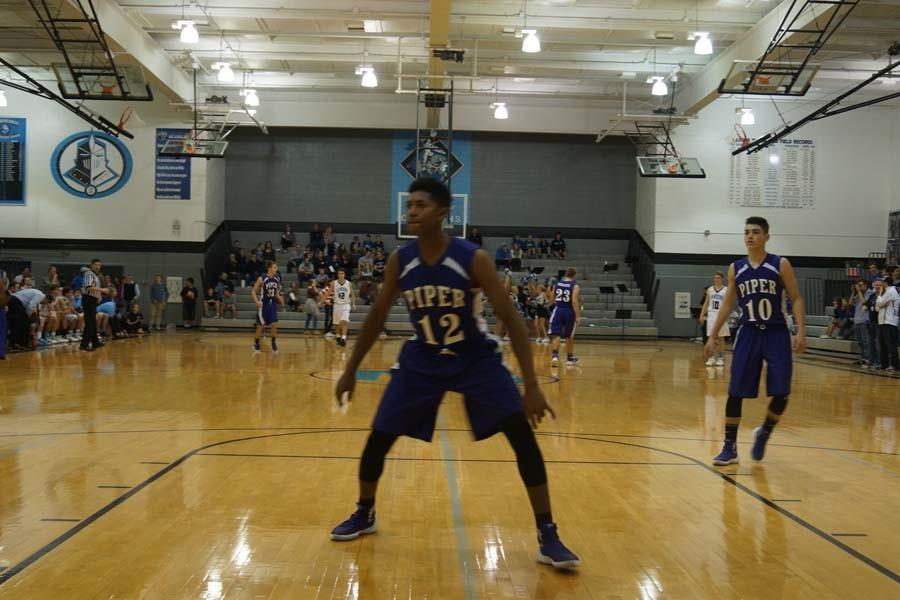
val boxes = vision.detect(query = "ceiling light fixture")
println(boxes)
[172,20,199,44]
[241,88,259,107]
[694,32,712,55]
[738,107,755,125]
[213,62,234,83]
[650,76,668,96]
[769,154,780,165]
[356,66,377,87]
[521,0,541,53]
[0,91,7,107]
[491,102,508,119]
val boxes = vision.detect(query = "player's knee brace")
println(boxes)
[725,396,743,419]
[359,429,398,482]
[768,395,788,416]
[500,413,548,487]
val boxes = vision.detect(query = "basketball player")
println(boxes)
[699,271,729,367]
[331,178,579,569]
[704,217,806,466]
[332,268,356,347]
[549,269,580,366]
[252,260,283,354]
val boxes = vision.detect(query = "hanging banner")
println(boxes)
[155,128,191,200]
[0,118,26,205]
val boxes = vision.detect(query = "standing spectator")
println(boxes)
[538,236,550,258]
[281,224,296,253]
[362,234,375,253]
[304,280,321,332]
[7,286,45,349]
[0,270,9,358]
[41,265,61,292]
[551,232,567,260]
[866,281,881,368]
[321,280,334,337]
[875,277,899,371]
[324,227,338,257]
[181,278,198,329]
[221,289,237,319]
[80,260,105,351]
[121,275,140,306]
[310,223,324,254]
[226,253,241,280]
[865,262,880,283]
[149,274,169,331]
[236,248,248,275]
[851,280,874,366]
[466,226,483,247]
[124,303,147,334]
[262,241,277,263]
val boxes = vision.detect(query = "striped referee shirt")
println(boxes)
[82,270,102,300]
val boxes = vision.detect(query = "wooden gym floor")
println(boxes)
[0,333,897,599]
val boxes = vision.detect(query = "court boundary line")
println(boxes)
[1,427,896,588]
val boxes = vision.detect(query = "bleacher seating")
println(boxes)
[200,254,659,339]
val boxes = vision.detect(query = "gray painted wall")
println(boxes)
[2,248,204,324]
[224,130,635,228]
[652,263,834,337]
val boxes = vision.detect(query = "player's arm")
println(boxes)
[572,284,581,325]
[780,258,806,354]
[250,277,263,307]
[471,249,554,427]
[337,252,402,401]
[704,265,737,358]
[350,282,357,310]
[699,289,709,324]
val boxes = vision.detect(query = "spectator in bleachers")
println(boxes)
[310,224,324,253]
[13,267,31,286]
[221,289,237,319]
[252,243,264,260]
[181,278,198,329]
[0,271,9,358]
[124,303,147,334]
[875,277,899,371]
[244,254,264,285]
[374,235,385,254]
[122,275,140,307]
[524,235,537,259]
[495,243,510,269]
[851,279,874,366]
[316,267,330,289]
[296,254,314,285]
[149,274,168,331]
[262,241,277,263]
[538,236,550,259]
[373,249,386,282]
[236,248,248,275]
[203,287,219,319]
[551,232,567,260]
[41,266,60,292]
[324,229,338,258]
[214,272,234,299]
[349,236,362,258]
[466,226,483,247]
[304,279,321,332]
[281,224,295,253]
[511,234,522,251]
[70,268,84,293]
[59,288,83,341]
[226,253,240,280]
[362,234,374,253]
[97,292,122,338]
[37,291,59,345]
[865,262,879,282]
[509,243,524,272]
[287,282,302,312]
[822,297,847,339]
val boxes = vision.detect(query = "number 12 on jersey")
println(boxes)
[418,314,465,346]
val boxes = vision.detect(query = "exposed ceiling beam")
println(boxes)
[79,0,193,101]
[426,0,450,129]
[674,0,839,115]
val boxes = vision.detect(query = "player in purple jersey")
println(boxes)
[704,217,806,466]
[549,268,581,366]
[330,178,579,569]
[251,260,283,354]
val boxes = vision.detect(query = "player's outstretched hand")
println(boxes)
[703,337,715,360]
[792,335,807,355]
[335,370,356,406]
[523,386,555,429]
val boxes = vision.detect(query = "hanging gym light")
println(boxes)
[0,91,7,107]
[356,66,378,88]
[242,88,260,107]
[521,0,541,53]
[213,62,234,83]
[737,107,755,125]
[693,32,712,55]
[491,102,508,119]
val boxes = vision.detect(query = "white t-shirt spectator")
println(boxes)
[13,288,46,314]
[876,286,899,326]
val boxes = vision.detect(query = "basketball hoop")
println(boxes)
[101,84,115,95]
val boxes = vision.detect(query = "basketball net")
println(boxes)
[733,124,749,149]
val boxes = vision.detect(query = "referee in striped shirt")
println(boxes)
[80,259,107,351]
